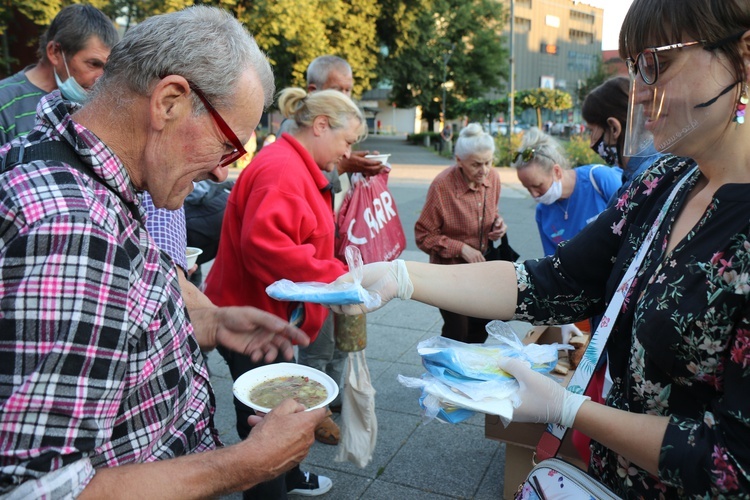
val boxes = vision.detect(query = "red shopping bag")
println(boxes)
[336,171,406,264]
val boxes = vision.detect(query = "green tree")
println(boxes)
[0,0,63,75]
[237,0,380,98]
[382,0,508,124]
[0,0,194,76]
[515,88,573,128]
[458,97,507,124]
[575,55,614,105]
[565,134,603,167]
[2,0,380,99]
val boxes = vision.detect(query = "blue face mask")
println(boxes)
[54,52,88,104]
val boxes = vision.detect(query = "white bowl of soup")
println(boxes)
[233,363,339,413]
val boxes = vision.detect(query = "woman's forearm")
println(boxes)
[574,401,668,475]
[406,260,518,319]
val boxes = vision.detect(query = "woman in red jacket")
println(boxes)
[204,87,366,499]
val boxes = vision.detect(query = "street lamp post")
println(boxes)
[441,42,456,129]
[508,0,515,144]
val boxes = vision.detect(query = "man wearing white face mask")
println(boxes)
[0,4,117,145]
[514,127,622,257]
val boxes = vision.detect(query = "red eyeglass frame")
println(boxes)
[188,82,247,167]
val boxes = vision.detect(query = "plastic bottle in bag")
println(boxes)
[334,312,366,352]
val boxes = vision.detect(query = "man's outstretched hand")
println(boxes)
[193,306,310,363]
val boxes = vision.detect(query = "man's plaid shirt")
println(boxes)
[0,92,219,498]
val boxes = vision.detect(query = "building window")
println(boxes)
[567,51,596,72]
[570,10,595,24]
[541,43,559,55]
[569,29,594,44]
[546,15,560,28]
[516,0,532,8]
[514,17,531,32]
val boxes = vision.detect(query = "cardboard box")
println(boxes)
[484,325,587,499]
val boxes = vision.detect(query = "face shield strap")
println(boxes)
[694,81,740,109]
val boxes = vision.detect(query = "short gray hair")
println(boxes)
[93,6,274,110]
[306,55,351,88]
[454,123,495,159]
[513,127,569,172]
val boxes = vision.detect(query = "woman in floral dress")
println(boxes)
[332,0,750,496]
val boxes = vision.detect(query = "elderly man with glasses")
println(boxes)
[0,6,326,499]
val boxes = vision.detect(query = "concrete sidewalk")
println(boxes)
[211,134,542,499]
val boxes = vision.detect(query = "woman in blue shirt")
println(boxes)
[514,127,622,256]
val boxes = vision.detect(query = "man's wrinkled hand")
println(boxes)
[243,400,326,482]
[208,307,310,363]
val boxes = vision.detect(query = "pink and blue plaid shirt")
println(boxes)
[0,92,219,498]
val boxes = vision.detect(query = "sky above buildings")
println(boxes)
[586,0,634,50]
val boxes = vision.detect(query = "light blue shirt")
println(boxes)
[536,164,622,256]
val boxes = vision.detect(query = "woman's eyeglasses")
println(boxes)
[628,31,748,86]
[626,40,706,86]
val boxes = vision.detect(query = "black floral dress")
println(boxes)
[514,155,750,498]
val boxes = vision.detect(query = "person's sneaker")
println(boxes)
[287,471,332,496]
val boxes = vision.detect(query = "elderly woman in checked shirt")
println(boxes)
[415,123,507,343]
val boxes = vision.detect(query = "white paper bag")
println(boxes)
[334,350,377,468]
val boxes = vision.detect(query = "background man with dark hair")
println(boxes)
[0,4,118,144]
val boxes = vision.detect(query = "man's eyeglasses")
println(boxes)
[626,40,705,86]
[514,147,551,164]
[188,82,246,168]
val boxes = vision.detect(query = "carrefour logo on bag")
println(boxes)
[346,190,397,244]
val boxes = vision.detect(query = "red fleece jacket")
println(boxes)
[204,134,347,341]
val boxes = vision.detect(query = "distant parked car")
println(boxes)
[550,122,567,135]
[483,122,525,136]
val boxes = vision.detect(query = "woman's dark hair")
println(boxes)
[582,77,629,158]
[620,0,750,87]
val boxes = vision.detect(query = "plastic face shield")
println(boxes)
[623,41,738,157]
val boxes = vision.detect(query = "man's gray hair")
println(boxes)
[93,6,274,110]
[306,55,351,88]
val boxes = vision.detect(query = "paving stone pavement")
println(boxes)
[211,135,542,499]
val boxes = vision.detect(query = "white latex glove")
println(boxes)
[499,357,589,428]
[559,323,585,344]
[330,259,413,315]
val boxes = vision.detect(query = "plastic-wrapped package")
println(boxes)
[419,320,560,384]
[266,246,380,308]
[398,320,570,424]
[398,373,517,423]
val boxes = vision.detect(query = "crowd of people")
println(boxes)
[332,0,750,497]
[1,0,749,498]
